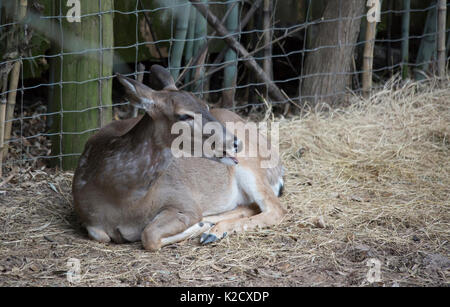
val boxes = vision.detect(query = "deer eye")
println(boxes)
[177,114,193,121]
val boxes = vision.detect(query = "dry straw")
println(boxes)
[0,77,448,286]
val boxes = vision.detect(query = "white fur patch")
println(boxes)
[234,166,265,211]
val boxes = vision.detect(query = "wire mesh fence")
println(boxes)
[0,0,448,170]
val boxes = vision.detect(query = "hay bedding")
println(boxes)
[0,79,448,286]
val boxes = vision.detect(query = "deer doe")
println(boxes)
[72,65,286,251]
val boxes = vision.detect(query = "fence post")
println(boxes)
[50,0,114,170]
[0,77,7,177]
[1,0,28,172]
[362,1,379,99]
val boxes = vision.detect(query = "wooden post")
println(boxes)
[0,77,8,177]
[51,0,114,170]
[2,0,28,163]
[362,1,379,98]
[437,0,447,78]
[401,0,411,79]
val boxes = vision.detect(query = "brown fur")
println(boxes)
[72,66,285,251]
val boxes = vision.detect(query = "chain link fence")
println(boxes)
[0,0,448,170]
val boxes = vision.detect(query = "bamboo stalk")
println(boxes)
[192,0,208,93]
[362,2,378,99]
[222,0,239,108]
[0,77,8,177]
[212,0,263,71]
[189,0,285,102]
[50,0,114,170]
[401,0,410,79]
[178,0,238,93]
[178,0,241,85]
[437,0,447,78]
[183,5,197,89]
[2,0,27,162]
[181,23,306,91]
[169,1,191,81]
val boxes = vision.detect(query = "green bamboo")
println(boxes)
[50,0,114,170]
[401,0,411,79]
[222,0,239,108]
[183,5,197,88]
[169,0,191,81]
[192,0,208,92]
[415,0,438,80]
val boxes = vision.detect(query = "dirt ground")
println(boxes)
[0,79,448,286]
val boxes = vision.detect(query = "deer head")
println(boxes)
[116,65,240,165]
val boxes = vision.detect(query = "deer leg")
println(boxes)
[201,187,286,245]
[141,208,201,251]
[201,204,260,224]
[160,221,214,246]
[160,205,260,245]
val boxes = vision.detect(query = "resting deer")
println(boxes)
[72,65,285,251]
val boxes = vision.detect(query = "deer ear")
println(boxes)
[150,65,178,90]
[116,73,155,110]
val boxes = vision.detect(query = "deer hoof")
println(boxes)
[200,231,227,245]
[200,233,218,244]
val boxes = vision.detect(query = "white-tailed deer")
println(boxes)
[73,65,285,251]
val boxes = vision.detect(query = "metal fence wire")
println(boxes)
[0,0,449,170]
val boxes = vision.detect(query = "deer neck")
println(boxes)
[120,113,174,193]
